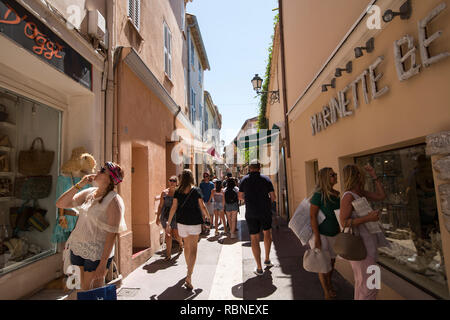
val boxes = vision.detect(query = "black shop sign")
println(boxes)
[0,0,92,90]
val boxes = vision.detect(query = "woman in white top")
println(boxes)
[56,162,126,292]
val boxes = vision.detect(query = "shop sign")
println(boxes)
[0,0,92,90]
[311,3,449,136]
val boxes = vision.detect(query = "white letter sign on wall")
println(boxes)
[418,3,450,67]
[310,3,449,136]
[369,56,390,100]
[394,35,421,81]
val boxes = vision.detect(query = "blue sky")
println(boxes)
[186,0,279,147]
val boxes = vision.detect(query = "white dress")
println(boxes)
[68,188,127,261]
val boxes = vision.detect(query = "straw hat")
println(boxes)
[61,147,97,175]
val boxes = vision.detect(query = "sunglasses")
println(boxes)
[169,179,177,182]
[99,167,106,174]
[330,173,337,178]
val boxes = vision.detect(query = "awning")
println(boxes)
[234,128,280,149]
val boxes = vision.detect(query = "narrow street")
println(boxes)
[116,206,354,300]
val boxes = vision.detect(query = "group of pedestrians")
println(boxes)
[152,161,276,289]
[56,158,386,300]
[309,164,386,300]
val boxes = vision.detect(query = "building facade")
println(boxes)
[203,90,223,178]
[186,13,210,184]
[113,0,198,277]
[274,0,450,299]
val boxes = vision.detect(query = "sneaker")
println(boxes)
[254,268,264,276]
[264,260,274,268]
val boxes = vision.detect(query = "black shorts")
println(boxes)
[246,214,272,235]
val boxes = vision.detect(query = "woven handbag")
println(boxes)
[303,248,332,273]
[14,176,52,200]
[18,137,55,176]
[333,219,367,261]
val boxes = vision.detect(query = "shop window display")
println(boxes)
[0,89,60,275]
[355,144,448,299]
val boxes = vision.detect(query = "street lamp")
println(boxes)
[251,74,280,104]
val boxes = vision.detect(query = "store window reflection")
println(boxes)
[355,144,448,299]
[0,89,60,275]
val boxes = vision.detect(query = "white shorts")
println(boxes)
[177,223,202,238]
[309,234,337,259]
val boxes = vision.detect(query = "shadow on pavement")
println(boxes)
[150,278,203,300]
[231,270,277,300]
[143,252,183,274]
[271,218,354,300]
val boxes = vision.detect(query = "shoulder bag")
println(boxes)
[333,219,367,261]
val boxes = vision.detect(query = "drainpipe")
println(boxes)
[112,46,123,164]
[278,0,291,159]
[105,0,115,163]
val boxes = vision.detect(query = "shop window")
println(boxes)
[355,144,448,299]
[0,89,60,275]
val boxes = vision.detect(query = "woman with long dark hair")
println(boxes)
[166,169,210,290]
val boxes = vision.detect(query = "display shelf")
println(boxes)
[0,172,13,176]
[0,146,13,152]
[0,197,13,202]
[0,122,16,129]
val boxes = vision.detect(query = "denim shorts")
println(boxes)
[70,251,113,272]
[225,202,239,212]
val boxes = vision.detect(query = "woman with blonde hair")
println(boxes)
[166,169,210,290]
[156,175,183,260]
[56,162,126,295]
[340,164,386,300]
[309,167,340,299]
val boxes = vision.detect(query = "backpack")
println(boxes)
[225,188,238,204]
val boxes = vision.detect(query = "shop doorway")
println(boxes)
[131,144,150,256]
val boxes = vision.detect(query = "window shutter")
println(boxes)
[135,0,140,31]
[128,0,134,18]
[168,31,172,77]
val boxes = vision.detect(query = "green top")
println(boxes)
[310,191,340,237]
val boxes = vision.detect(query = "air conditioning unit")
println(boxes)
[88,9,106,42]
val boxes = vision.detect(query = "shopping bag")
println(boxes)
[77,283,117,300]
[288,198,326,246]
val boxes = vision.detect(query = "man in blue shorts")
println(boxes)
[239,160,276,276]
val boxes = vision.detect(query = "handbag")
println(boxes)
[303,248,332,273]
[28,211,49,232]
[63,241,71,275]
[333,219,367,261]
[14,176,52,200]
[77,281,117,300]
[10,202,47,232]
[18,137,55,176]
